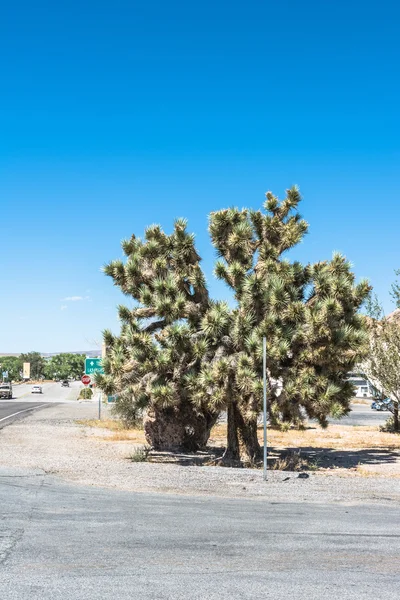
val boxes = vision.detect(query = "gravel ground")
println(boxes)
[0,403,399,505]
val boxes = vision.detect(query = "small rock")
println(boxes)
[282,476,291,482]
[242,486,246,490]
[297,472,309,479]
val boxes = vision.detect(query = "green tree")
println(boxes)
[364,288,400,432]
[19,352,45,380]
[0,356,23,381]
[44,353,85,380]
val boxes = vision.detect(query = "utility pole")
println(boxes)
[263,337,268,481]
[98,344,107,420]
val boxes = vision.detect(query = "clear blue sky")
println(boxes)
[1,0,399,353]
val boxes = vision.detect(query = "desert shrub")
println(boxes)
[129,445,151,462]
[79,388,93,400]
[271,449,319,471]
[380,416,400,434]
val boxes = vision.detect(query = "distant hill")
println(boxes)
[41,350,101,358]
[0,350,101,358]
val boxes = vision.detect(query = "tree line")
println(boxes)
[0,352,85,381]
[96,187,372,462]
[364,278,400,432]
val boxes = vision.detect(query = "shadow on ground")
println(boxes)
[147,446,400,471]
[270,446,400,470]
[149,447,225,467]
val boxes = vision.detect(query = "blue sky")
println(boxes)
[1,0,399,352]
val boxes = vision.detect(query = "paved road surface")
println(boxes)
[0,401,49,426]
[0,470,398,599]
[10,380,81,402]
[5,387,384,427]
[0,381,82,426]
[328,403,388,427]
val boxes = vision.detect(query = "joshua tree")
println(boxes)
[97,220,218,450]
[201,187,370,461]
[99,187,370,462]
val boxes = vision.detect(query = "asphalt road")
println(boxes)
[0,381,82,426]
[0,401,48,426]
[328,403,388,427]
[0,470,398,599]
[10,381,79,402]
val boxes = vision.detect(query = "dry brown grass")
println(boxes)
[77,417,400,474]
[107,430,146,442]
[210,422,400,474]
[77,418,125,431]
[209,423,400,451]
[79,418,400,451]
[267,425,400,451]
[76,419,146,443]
[355,466,382,477]
[350,398,371,406]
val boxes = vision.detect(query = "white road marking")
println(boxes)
[0,404,47,423]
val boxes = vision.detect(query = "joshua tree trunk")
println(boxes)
[236,410,261,463]
[144,404,218,452]
[393,401,399,433]
[222,402,240,461]
[221,403,261,463]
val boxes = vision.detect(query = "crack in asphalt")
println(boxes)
[0,528,25,565]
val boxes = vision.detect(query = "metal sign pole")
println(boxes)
[263,337,267,481]
[99,345,106,421]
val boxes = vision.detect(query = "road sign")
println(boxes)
[81,375,91,386]
[85,358,104,375]
[2,371,8,378]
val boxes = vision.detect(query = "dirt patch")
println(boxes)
[351,398,373,405]
[211,422,400,450]
[0,403,400,503]
[81,418,400,476]
[77,419,146,442]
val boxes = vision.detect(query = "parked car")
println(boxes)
[382,399,394,412]
[31,385,43,394]
[372,398,392,411]
[0,383,12,399]
[61,380,69,387]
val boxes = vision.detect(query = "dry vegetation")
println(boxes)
[78,419,400,451]
[209,422,400,450]
[77,418,400,475]
[77,419,147,443]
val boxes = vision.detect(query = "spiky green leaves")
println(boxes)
[99,186,371,441]
[206,187,370,430]
[98,219,214,420]
[201,302,231,339]
[103,260,126,288]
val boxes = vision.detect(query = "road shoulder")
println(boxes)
[0,402,399,505]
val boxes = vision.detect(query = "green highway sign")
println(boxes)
[85,358,104,375]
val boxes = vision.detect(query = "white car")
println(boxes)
[31,385,43,394]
